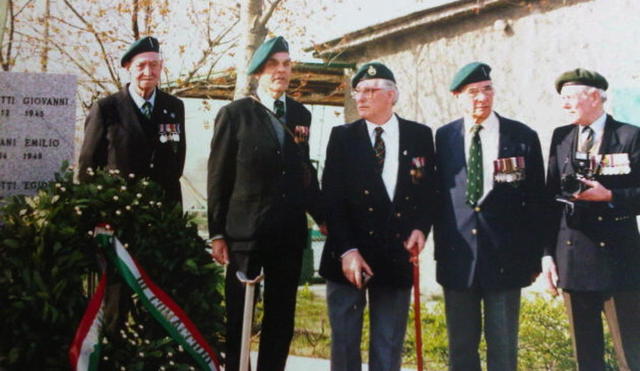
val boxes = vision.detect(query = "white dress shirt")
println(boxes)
[464,112,499,203]
[366,114,400,200]
[128,84,157,112]
[257,89,286,118]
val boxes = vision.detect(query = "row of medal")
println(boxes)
[576,152,631,175]
[493,156,526,183]
[158,124,181,143]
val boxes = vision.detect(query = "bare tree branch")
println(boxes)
[61,0,120,88]
[131,0,139,40]
[258,0,284,28]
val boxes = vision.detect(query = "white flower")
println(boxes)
[149,201,155,206]
[114,169,120,174]
[167,352,173,357]
[102,356,109,361]
[76,210,82,216]
[156,202,162,207]
[138,352,144,357]
[55,183,61,188]
[115,210,122,215]
[59,187,66,192]
[97,185,103,190]
[87,230,94,236]
[126,205,131,211]
[120,186,127,191]
[142,181,149,186]
[128,173,135,178]
[124,243,129,248]
[86,167,93,173]
[136,193,142,198]
[113,195,119,201]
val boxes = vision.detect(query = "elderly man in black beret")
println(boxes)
[207,36,324,371]
[434,62,546,371]
[79,36,185,205]
[543,68,640,370]
[320,61,437,371]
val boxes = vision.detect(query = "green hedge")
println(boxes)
[0,165,225,370]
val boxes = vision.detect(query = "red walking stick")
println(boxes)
[411,246,424,371]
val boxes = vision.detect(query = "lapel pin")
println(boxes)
[403,150,408,156]
[163,109,167,114]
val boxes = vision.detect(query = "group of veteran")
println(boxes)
[78,35,640,371]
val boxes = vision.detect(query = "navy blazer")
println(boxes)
[207,96,323,251]
[319,117,437,288]
[545,115,640,291]
[79,86,186,204]
[434,113,546,290]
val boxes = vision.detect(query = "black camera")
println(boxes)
[559,155,596,198]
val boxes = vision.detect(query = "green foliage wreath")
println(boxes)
[0,165,225,370]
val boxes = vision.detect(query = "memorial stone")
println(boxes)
[0,72,76,198]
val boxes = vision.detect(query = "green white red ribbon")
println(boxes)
[69,229,220,370]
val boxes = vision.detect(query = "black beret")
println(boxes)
[247,36,289,75]
[121,36,160,67]
[555,68,609,93]
[351,62,396,88]
[450,62,491,92]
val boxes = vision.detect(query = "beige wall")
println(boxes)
[342,0,640,155]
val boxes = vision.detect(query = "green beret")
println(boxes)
[450,62,492,92]
[351,62,396,88]
[555,68,608,93]
[247,36,289,75]
[121,36,160,67]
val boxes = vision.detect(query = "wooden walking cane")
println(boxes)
[237,271,264,371]
[411,246,424,371]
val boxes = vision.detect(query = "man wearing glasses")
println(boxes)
[434,62,546,370]
[320,62,437,371]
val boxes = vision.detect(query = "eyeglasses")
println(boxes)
[350,88,385,99]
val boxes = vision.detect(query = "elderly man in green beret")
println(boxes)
[207,36,324,371]
[434,62,546,371]
[79,36,185,205]
[543,68,640,370]
[320,61,437,371]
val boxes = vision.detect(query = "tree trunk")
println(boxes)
[0,0,8,49]
[233,0,267,99]
[40,0,50,72]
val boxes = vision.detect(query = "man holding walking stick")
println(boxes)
[207,36,324,371]
[320,62,437,371]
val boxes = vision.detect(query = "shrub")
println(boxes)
[0,165,225,370]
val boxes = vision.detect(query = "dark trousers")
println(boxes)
[563,290,640,371]
[444,287,521,371]
[224,238,303,371]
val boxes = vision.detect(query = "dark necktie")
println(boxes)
[274,100,285,120]
[374,127,385,173]
[466,124,483,206]
[141,101,152,119]
[580,126,594,154]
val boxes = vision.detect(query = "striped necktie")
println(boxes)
[374,127,385,173]
[274,100,285,120]
[141,101,152,119]
[580,126,594,154]
[466,124,483,206]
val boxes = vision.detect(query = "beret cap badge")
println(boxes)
[367,65,377,76]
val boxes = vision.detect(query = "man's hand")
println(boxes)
[211,239,229,265]
[542,256,559,296]
[404,229,426,264]
[574,179,613,202]
[341,250,373,289]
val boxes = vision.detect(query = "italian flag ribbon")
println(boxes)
[69,226,221,370]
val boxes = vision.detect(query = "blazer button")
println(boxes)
[405,196,410,201]
[600,241,606,247]
[282,170,286,175]
[368,207,374,212]
[396,212,402,218]
[282,193,286,198]
[276,150,281,155]
[474,206,481,212]
[471,228,477,235]
[369,230,374,236]
[597,216,603,221]
[364,189,370,195]
[150,163,155,169]
[565,240,572,246]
